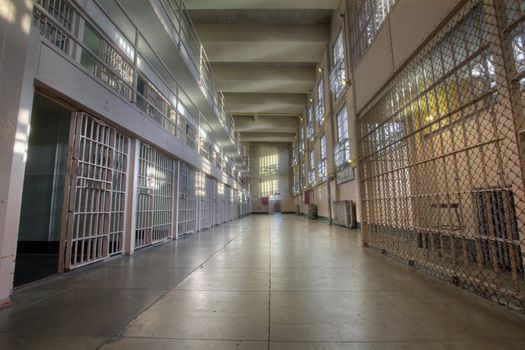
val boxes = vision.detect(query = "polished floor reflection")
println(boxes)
[1,215,524,349]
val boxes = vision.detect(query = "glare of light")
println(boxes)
[21,12,31,34]
[13,108,30,161]
[0,0,15,24]
[116,33,135,60]
[177,101,186,116]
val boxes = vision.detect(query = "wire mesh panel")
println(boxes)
[178,162,197,236]
[357,0,525,309]
[109,133,128,255]
[135,142,174,248]
[62,113,115,270]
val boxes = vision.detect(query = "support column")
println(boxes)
[124,139,139,255]
[0,0,37,303]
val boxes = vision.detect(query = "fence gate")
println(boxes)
[135,142,173,249]
[61,112,128,271]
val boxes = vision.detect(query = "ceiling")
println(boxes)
[186,0,336,143]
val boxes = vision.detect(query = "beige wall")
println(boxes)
[249,142,292,197]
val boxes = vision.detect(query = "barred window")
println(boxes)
[318,134,327,179]
[337,107,349,143]
[307,105,314,140]
[335,107,351,168]
[299,126,305,153]
[309,150,316,185]
[331,31,347,97]
[315,79,325,124]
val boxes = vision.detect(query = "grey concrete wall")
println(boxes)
[0,0,37,303]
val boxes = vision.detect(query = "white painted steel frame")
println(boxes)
[135,142,174,249]
[61,112,129,271]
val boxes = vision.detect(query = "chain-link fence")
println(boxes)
[357,0,525,310]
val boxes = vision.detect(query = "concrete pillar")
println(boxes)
[0,0,36,304]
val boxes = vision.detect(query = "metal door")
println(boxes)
[151,150,173,243]
[135,143,154,248]
[61,113,115,271]
[199,174,213,230]
[215,183,224,225]
[109,133,129,255]
[135,142,174,248]
[178,162,197,236]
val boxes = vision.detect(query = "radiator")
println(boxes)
[333,200,357,228]
[308,204,318,220]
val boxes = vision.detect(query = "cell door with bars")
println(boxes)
[61,112,128,271]
[215,183,224,225]
[199,174,213,230]
[135,142,174,249]
[178,162,197,236]
[109,133,129,255]
[224,186,231,222]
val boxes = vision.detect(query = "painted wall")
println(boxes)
[249,141,292,198]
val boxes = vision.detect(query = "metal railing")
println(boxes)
[33,0,247,182]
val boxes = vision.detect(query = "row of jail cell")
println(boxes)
[62,113,244,271]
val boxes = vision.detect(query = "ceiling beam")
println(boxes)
[197,24,329,63]
[213,64,315,93]
[225,93,306,114]
[240,132,296,143]
[234,115,299,133]
[184,0,340,10]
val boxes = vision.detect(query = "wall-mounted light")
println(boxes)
[309,98,313,103]
[342,79,348,86]
[317,67,323,73]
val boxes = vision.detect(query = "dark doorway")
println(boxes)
[14,94,71,287]
[274,200,281,213]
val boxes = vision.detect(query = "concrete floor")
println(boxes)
[0,215,524,349]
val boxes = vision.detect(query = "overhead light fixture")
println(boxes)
[342,79,348,86]
[317,67,323,73]
[309,98,313,103]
